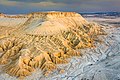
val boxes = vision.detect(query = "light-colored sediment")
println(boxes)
[0,12,106,79]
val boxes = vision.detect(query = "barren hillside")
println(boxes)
[0,12,106,79]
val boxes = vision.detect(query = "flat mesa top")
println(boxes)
[0,11,81,18]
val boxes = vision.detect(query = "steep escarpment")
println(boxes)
[0,12,106,79]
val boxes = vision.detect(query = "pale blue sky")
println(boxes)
[0,0,120,14]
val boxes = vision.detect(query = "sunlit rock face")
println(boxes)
[0,12,106,79]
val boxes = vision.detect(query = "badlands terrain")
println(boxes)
[0,12,120,80]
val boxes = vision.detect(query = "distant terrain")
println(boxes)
[81,12,120,17]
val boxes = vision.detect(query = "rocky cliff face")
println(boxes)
[0,12,106,79]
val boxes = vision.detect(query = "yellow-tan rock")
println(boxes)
[0,11,106,79]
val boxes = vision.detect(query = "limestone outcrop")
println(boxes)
[0,12,106,79]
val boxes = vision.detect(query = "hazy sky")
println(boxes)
[0,0,120,14]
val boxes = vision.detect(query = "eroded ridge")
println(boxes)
[0,12,106,79]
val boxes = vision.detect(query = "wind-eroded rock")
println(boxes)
[0,12,106,79]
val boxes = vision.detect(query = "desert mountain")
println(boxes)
[0,12,106,79]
